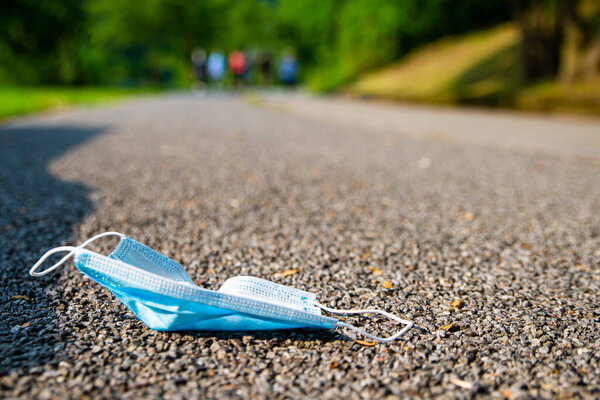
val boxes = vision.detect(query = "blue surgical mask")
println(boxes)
[29,232,413,342]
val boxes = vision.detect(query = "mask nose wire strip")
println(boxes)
[29,232,125,277]
[314,302,413,343]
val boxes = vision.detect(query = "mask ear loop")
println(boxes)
[314,302,413,343]
[29,232,125,277]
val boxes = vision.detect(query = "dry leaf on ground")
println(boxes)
[450,299,463,309]
[281,269,298,277]
[355,340,376,346]
[382,281,393,289]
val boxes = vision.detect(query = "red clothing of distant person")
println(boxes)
[228,51,246,76]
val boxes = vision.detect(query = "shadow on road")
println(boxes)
[0,123,106,375]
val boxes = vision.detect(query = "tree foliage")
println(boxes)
[0,0,511,87]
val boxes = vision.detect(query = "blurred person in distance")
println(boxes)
[278,48,298,86]
[242,49,255,85]
[207,50,226,82]
[228,50,247,88]
[191,47,207,95]
[257,50,272,86]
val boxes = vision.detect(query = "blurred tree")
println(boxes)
[560,0,600,81]
[512,0,600,81]
[337,0,402,76]
[512,0,564,79]
[277,0,341,68]
[85,0,223,85]
[0,0,85,84]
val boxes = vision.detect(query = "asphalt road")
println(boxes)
[1,92,599,399]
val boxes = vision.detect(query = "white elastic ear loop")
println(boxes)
[314,302,413,343]
[29,232,125,277]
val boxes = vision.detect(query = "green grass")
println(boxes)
[0,87,147,121]
[349,24,600,116]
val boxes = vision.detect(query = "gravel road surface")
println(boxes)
[1,93,599,399]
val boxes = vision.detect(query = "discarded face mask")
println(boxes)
[29,232,413,342]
